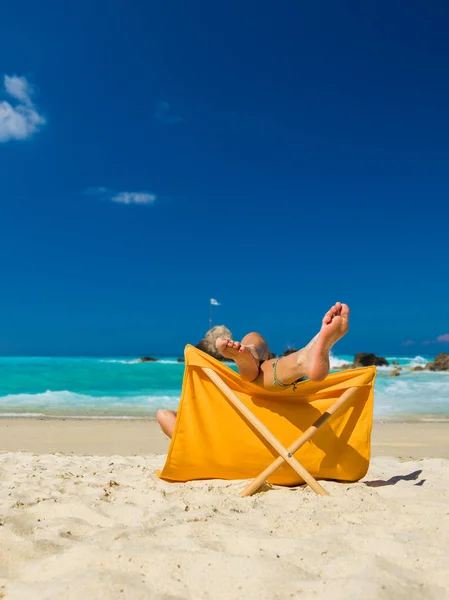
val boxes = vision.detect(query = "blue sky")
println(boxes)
[1,0,448,357]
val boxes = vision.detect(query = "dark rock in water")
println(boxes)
[427,353,449,371]
[177,358,185,363]
[196,325,233,361]
[282,348,297,356]
[140,356,157,362]
[338,363,352,370]
[389,368,401,377]
[411,365,425,372]
[392,360,399,366]
[353,353,389,368]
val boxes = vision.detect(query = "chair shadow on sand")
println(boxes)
[364,469,425,487]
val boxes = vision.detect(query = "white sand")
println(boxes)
[1,453,448,599]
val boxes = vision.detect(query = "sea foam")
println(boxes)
[0,391,180,416]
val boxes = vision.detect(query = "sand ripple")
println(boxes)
[0,453,448,599]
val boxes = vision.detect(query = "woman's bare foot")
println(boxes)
[299,302,350,381]
[215,338,260,381]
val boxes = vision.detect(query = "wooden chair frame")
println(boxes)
[202,367,359,497]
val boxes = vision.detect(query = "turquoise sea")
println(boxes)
[0,354,448,420]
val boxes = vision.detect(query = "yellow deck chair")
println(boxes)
[158,345,376,496]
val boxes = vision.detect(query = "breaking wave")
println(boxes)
[0,391,180,417]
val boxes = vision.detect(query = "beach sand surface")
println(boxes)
[0,418,448,459]
[1,420,448,599]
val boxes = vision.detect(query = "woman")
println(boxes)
[157,302,349,438]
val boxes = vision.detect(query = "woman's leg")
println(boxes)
[156,409,177,438]
[215,332,271,381]
[255,302,349,389]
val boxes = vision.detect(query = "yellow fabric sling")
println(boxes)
[158,345,375,488]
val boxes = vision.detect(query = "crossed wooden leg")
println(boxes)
[201,367,358,497]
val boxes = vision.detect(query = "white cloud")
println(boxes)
[0,74,46,142]
[86,187,156,206]
[111,192,156,205]
[4,75,33,104]
[421,334,449,345]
